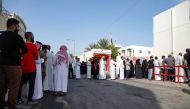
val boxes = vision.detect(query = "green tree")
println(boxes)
[110,43,118,60]
[85,43,99,51]
[97,38,110,49]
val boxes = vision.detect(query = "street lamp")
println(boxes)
[66,39,75,56]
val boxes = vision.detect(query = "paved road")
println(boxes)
[17,79,190,109]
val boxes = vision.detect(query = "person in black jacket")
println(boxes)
[184,48,190,82]
[135,59,143,79]
[129,60,134,78]
[142,59,148,78]
[0,18,27,109]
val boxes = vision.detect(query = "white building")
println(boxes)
[118,45,153,60]
[115,44,122,49]
[153,1,190,58]
[78,49,111,71]
[79,49,111,61]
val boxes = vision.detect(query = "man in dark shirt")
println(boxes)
[185,49,190,82]
[183,48,190,80]
[0,18,27,109]
[165,55,175,81]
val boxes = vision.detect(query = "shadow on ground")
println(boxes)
[64,79,162,109]
[17,78,167,109]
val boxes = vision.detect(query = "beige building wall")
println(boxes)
[0,12,27,38]
[173,1,190,55]
[153,1,190,59]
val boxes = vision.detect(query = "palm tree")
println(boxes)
[97,38,110,49]
[85,38,110,51]
[85,43,99,51]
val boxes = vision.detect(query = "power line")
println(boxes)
[103,0,142,34]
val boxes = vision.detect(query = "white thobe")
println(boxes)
[116,56,121,77]
[175,55,185,82]
[99,59,106,79]
[73,59,77,76]
[5,91,8,101]
[76,62,81,79]
[110,60,116,80]
[43,51,54,91]
[54,61,69,92]
[154,59,161,80]
[33,58,43,100]
[119,59,124,80]
[87,61,91,79]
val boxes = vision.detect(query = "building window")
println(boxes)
[148,51,151,54]
[122,50,125,53]
[127,49,132,57]
[139,50,142,53]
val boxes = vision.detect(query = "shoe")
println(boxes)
[53,92,59,96]
[59,92,66,96]
[17,99,24,105]
[43,90,50,94]
[27,99,38,105]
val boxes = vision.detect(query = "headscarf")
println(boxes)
[55,45,68,65]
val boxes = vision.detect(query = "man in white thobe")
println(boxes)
[110,59,116,80]
[43,46,54,92]
[33,42,43,100]
[154,56,161,80]
[54,45,69,95]
[76,58,81,79]
[33,58,44,100]
[119,57,124,80]
[116,56,121,78]
[176,53,185,82]
[99,56,106,80]
[73,57,77,78]
[87,59,92,79]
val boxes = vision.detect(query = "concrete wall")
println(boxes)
[153,9,173,58]
[153,1,190,59]
[173,1,190,55]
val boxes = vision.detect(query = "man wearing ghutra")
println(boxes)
[54,45,69,96]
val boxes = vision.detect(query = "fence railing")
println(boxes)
[153,65,190,83]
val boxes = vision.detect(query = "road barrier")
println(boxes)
[153,65,190,83]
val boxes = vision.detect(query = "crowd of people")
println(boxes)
[68,50,190,83]
[0,18,70,109]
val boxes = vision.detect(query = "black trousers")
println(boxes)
[126,70,131,78]
[124,69,127,78]
[18,71,36,100]
[184,68,189,80]
[68,68,73,79]
[93,70,98,79]
[167,69,175,81]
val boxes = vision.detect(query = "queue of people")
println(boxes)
[0,18,70,109]
[68,49,190,84]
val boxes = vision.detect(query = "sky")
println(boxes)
[2,0,186,55]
